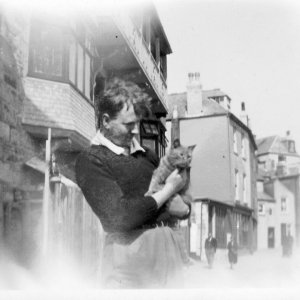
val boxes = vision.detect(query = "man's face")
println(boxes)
[104,104,140,148]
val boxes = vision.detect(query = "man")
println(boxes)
[204,233,217,268]
[75,77,190,288]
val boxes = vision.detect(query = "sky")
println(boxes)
[4,0,300,146]
[154,0,300,147]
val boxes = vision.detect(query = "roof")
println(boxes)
[257,168,268,181]
[256,135,299,156]
[256,136,277,156]
[167,91,257,150]
[167,90,227,119]
[203,89,231,101]
[257,191,275,202]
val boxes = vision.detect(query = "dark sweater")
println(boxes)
[75,145,163,233]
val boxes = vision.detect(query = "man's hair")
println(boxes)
[95,77,152,129]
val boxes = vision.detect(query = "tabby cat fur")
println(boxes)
[145,139,196,205]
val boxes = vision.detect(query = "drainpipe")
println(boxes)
[42,128,51,256]
[200,201,203,260]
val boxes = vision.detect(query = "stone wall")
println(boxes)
[0,7,44,263]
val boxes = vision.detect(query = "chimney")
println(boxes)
[171,105,180,144]
[186,72,203,116]
[240,101,249,128]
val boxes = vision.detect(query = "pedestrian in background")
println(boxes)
[204,233,217,268]
[227,235,238,269]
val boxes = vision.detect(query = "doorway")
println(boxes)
[268,227,275,248]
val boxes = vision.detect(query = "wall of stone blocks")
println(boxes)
[0,8,45,262]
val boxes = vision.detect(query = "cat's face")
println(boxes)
[168,139,196,168]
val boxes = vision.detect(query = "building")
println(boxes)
[256,133,300,248]
[256,132,300,177]
[0,1,172,268]
[167,73,258,259]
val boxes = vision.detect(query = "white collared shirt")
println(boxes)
[91,130,145,155]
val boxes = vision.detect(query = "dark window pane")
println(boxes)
[142,123,152,134]
[69,37,76,84]
[150,123,159,135]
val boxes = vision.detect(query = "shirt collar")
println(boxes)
[91,131,145,155]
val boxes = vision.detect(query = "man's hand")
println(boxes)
[166,194,190,218]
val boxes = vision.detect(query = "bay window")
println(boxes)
[29,19,93,101]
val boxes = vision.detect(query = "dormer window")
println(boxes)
[288,141,295,153]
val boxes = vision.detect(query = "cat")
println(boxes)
[145,139,196,205]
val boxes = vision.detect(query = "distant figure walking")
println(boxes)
[204,233,217,268]
[227,236,238,269]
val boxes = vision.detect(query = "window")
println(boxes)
[288,141,296,153]
[233,128,238,154]
[243,174,247,203]
[140,121,167,158]
[29,20,65,79]
[235,170,239,201]
[215,206,227,248]
[271,160,275,170]
[241,134,246,158]
[258,203,265,214]
[281,197,287,212]
[29,19,93,101]
[68,28,92,99]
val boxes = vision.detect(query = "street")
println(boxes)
[184,248,300,290]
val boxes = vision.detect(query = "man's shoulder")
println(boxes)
[76,145,114,169]
[138,146,160,168]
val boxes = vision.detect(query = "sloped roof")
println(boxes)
[256,136,277,155]
[167,90,257,150]
[257,191,275,202]
[203,89,231,101]
[257,168,271,181]
[256,135,299,156]
[167,90,227,119]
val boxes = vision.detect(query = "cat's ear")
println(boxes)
[173,139,181,148]
[188,145,196,152]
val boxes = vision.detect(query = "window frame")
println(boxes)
[140,120,166,158]
[235,169,240,201]
[243,174,247,203]
[28,19,68,82]
[233,127,238,154]
[281,197,287,213]
[241,133,246,159]
[258,203,265,215]
[28,19,94,103]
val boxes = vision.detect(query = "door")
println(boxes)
[268,227,275,248]
[281,223,287,245]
